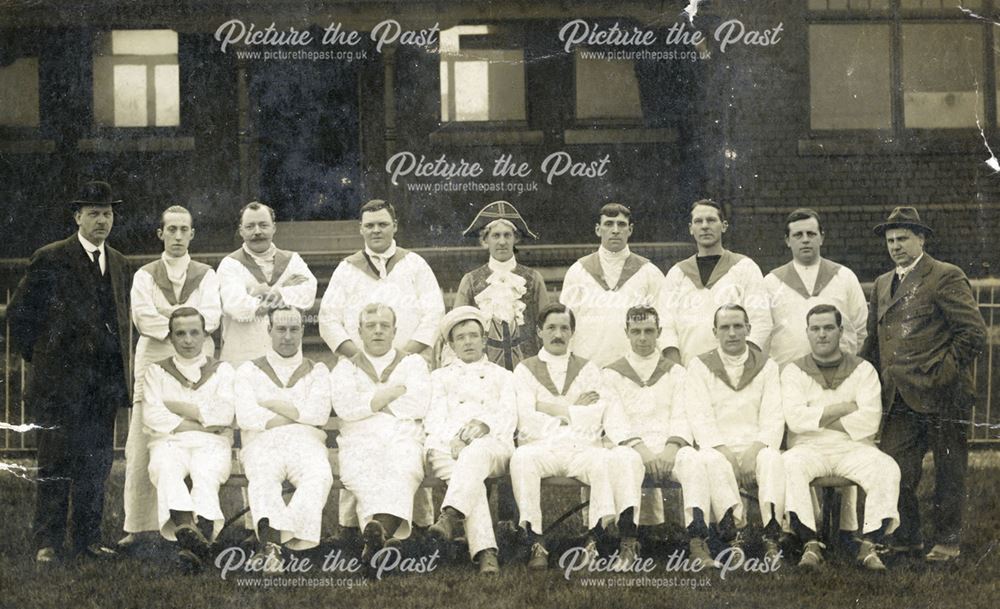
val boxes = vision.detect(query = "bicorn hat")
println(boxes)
[439,305,490,343]
[462,200,538,240]
[71,180,122,208]
[873,206,933,237]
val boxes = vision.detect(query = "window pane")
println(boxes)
[902,24,983,128]
[575,51,643,120]
[113,64,147,127]
[0,57,40,127]
[154,64,180,126]
[439,25,525,122]
[809,24,891,129]
[111,30,178,55]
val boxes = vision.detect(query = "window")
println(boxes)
[574,49,643,121]
[0,57,40,127]
[439,25,526,122]
[808,0,991,132]
[93,29,180,127]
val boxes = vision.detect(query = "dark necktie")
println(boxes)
[890,272,900,297]
[91,249,103,275]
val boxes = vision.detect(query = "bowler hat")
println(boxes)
[873,206,933,237]
[71,180,122,208]
[462,200,538,240]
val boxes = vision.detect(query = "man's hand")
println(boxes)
[651,444,680,482]
[265,413,295,429]
[248,283,270,298]
[371,384,407,412]
[282,274,310,287]
[163,400,200,421]
[737,444,764,489]
[574,391,600,406]
[259,399,299,421]
[449,436,467,460]
[819,401,860,428]
[173,419,208,433]
[459,420,490,443]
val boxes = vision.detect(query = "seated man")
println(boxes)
[142,307,235,569]
[510,303,644,570]
[781,304,900,570]
[328,303,432,563]
[603,305,741,568]
[235,307,332,570]
[425,306,518,574]
[684,304,785,563]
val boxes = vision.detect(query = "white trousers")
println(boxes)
[640,445,741,527]
[510,443,643,534]
[241,436,333,550]
[783,442,900,536]
[147,434,231,541]
[338,436,424,539]
[427,438,511,558]
[702,445,785,528]
[337,489,435,529]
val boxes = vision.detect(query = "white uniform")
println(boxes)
[510,350,644,534]
[425,356,517,558]
[218,246,318,363]
[124,255,222,534]
[602,353,740,526]
[329,350,431,540]
[781,354,900,536]
[684,348,785,527]
[319,242,444,528]
[659,250,772,364]
[559,248,663,367]
[764,259,868,365]
[235,351,332,550]
[142,356,234,541]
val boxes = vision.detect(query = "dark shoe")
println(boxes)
[428,510,460,544]
[35,547,58,570]
[362,521,386,565]
[176,523,213,562]
[858,540,887,571]
[728,529,747,559]
[688,537,719,568]
[527,542,549,570]
[250,541,284,575]
[763,537,783,567]
[77,543,118,561]
[612,538,640,572]
[477,548,500,574]
[176,549,204,575]
[799,540,825,568]
[925,544,961,563]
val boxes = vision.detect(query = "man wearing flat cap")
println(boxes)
[8,180,132,566]
[860,207,986,563]
[454,201,549,371]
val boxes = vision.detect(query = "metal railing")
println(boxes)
[2,276,999,453]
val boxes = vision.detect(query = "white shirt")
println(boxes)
[781,357,882,448]
[424,356,518,452]
[243,243,278,283]
[793,261,819,295]
[719,348,749,388]
[365,240,398,279]
[78,232,106,274]
[896,253,924,280]
[602,353,691,447]
[142,357,236,442]
[598,245,629,289]
[234,355,330,448]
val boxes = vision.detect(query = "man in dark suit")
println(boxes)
[860,207,987,563]
[8,181,132,567]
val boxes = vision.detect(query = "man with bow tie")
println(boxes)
[861,207,986,563]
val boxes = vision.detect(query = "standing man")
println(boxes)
[861,207,986,562]
[659,200,771,365]
[560,203,663,367]
[683,304,785,562]
[454,200,549,370]
[425,306,518,574]
[9,180,131,566]
[764,208,867,365]
[123,205,222,545]
[781,305,900,571]
[217,201,317,364]
[319,199,444,537]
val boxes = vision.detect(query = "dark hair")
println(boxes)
[360,199,397,223]
[239,201,276,226]
[598,203,632,223]
[784,208,823,236]
[806,304,842,328]
[625,305,660,329]
[537,302,576,332]
[448,318,485,343]
[160,205,192,229]
[267,306,302,327]
[689,199,725,223]
[713,303,749,328]
[168,307,206,334]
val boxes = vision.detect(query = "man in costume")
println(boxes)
[424,306,518,573]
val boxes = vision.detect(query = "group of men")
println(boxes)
[8,181,987,577]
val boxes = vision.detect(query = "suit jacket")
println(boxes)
[860,254,986,414]
[8,235,132,424]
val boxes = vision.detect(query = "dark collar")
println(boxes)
[769,258,842,299]
[520,353,588,396]
[791,352,863,391]
[155,356,223,391]
[676,249,746,289]
[349,350,407,385]
[343,247,411,281]
[697,346,768,391]
[251,356,315,388]
[142,258,212,306]
[578,251,651,291]
[604,354,675,388]
[227,247,293,286]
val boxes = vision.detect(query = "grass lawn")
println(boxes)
[1,451,998,609]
